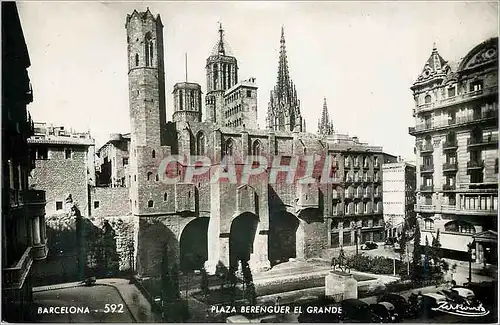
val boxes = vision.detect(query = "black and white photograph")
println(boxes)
[2,1,498,323]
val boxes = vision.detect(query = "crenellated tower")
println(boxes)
[266,26,303,132]
[205,23,238,125]
[317,97,334,136]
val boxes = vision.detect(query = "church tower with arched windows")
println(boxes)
[205,23,239,125]
[125,8,166,147]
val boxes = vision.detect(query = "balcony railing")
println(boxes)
[345,176,353,183]
[373,177,381,183]
[420,143,434,153]
[354,176,363,184]
[443,140,458,150]
[20,190,46,205]
[441,205,456,212]
[345,192,354,199]
[416,204,435,211]
[420,185,434,192]
[332,209,343,216]
[414,86,498,113]
[410,108,498,134]
[467,160,484,169]
[3,247,33,289]
[467,134,499,147]
[354,192,362,198]
[364,176,372,183]
[443,162,458,171]
[420,165,434,173]
[442,184,456,191]
[363,191,371,198]
[332,192,341,200]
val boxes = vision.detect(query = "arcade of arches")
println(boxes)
[178,211,305,273]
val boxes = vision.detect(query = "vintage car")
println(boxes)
[341,299,383,323]
[377,293,409,319]
[361,241,379,250]
[420,293,448,319]
[369,302,398,322]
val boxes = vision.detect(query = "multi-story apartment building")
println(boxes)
[28,123,95,218]
[124,9,393,276]
[2,2,47,321]
[409,38,498,264]
[383,159,417,238]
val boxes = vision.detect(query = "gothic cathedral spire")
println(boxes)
[317,97,334,136]
[266,26,303,132]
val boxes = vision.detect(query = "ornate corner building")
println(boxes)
[123,9,394,277]
[2,2,47,321]
[409,38,498,264]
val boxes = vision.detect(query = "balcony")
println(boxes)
[345,192,354,199]
[441,205,456,213]
[414,86,498,113]
[3,247,33,290]
[363,191,371,199]
[443,162,458,172]
[420,164,434,173]
[354,191,362,199]
[420,143,434,154]
[354,176,363,184]
[20,189,46,205]
[409,107,498,135]
[420,185,434,192]
[373,177,381,183]
[415,204,435,211]
[467,134,499,147]
[364,176,372,183]
[467,160,484,170]
[345,176,353,183]
[442,184,456,191]
[443,139,458,151]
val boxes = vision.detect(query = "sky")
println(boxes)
[17,1,499,161]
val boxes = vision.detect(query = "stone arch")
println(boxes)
[252,139,262,156]
[268,211,303,267]
[179,217,209,272]
[229,212,259,268]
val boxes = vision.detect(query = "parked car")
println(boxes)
[361,241,378,250]
[377,293,409,320]
[393,241,401,251]
[369,302,398,322]
[451,287,480,306]
[384,238,396,247]
[420,293,447,319]
[341,299,382,323]
[464,281,497,305]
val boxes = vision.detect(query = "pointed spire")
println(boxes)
[218,22,225,55]
[317,97,334,136]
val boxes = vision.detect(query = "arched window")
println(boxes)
[155,174,159,181]
[144,33,153,67]
[197,132,206,156]
[147,172,153,181]
[252,140,261,156]
[343,220,350,229]
[148,200,154,208]
[164,193,168,201]
[152,150,156,158]
[424,218,434,230]
[135,54,139,67]
[362,219,368,228]
[444,220,475,234]
[225,138,234,156]
[331,220,339,230]
[424,94,431,104]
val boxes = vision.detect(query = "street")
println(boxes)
[33,285,135,323]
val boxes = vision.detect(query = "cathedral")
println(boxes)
[125,9,390,276]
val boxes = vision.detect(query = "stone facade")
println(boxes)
[125,9,393,277]
[96,133,130,187]
[28,123,95,219]
[409,38,498,263]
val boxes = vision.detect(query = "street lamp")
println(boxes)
[352,221,361,255]
[467,241,476,284]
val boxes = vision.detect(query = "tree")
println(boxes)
[411,222,422,281]
[200,267,209,298]
[241,260,256,304]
